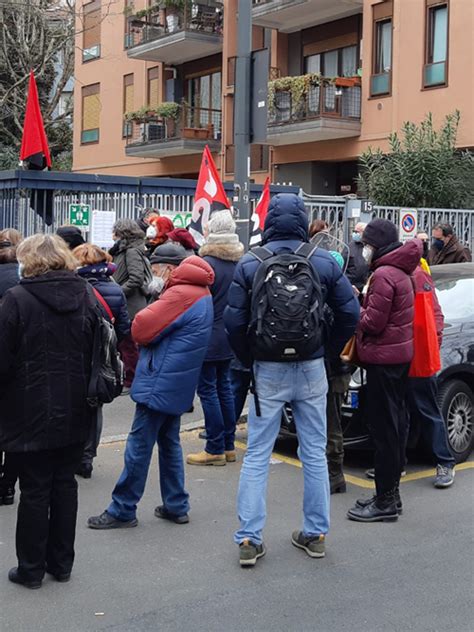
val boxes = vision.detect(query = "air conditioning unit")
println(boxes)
[139,123,165,142]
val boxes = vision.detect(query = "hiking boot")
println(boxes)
[291,531,326,558]
[46,569,71,583]
[225,450,237,463]
[347,491,399,523]
[186,451,226,466]
[154,505,189,524]
[8,567,42,590]
[0,486,15,506]
[365,468,406,480]
[434,464,455,488]
[239,539,266,567]
[87,510,138,530]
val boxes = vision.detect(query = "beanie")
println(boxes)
[56,226,85,251]
[362,219,399,250]
[150,242,187,266]
[207,209,238,244]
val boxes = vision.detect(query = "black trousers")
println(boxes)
[8,444,83,582]
[0,451,18,493]
[365,363,410,496]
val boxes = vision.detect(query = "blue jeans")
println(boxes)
[198,360,236,454]
[407,376,455,468]
[230,368,251,421]
[235,358,329,545]
[108,404,189,521]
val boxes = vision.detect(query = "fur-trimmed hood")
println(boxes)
[199,241,244,262]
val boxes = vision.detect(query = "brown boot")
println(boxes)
[225,450,237,463]
[186,451,226,466]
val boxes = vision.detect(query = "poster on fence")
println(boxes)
[90,210,116,250]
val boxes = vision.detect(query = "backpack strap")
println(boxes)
[92,287,115,324]
[249,246,274,263]
[295,242,318,259]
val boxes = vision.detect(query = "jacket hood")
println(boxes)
[168,255,214,288]
[374,239,422,274]
[116,236,146,252]
[262,194,309,244]
[199,241,244,262]
[77,262,114,280]
[20,271,89,313]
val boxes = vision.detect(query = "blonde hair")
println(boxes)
[0,228,22,246]
[73,243,112,266]
[0,228,23,264]
[17,234,78,278]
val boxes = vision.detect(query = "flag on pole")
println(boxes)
[188,145,231,245]
[20,71,52,170]
[249,176,270,247]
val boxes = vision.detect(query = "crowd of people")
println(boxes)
[0,197,470,586]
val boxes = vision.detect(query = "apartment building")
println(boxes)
[73,0,474,195]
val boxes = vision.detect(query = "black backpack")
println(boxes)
[248,243,324,362]
[86,287,124,406]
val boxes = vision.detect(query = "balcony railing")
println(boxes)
[126,2,223,50]
[126,104,222,150]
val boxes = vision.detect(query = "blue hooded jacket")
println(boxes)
[223,194,360,367]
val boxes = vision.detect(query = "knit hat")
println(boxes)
[207,209,238,244]
[166,228,198,253]
[150,242,187,266]
[362,219,399,250]
[56,226,85,251]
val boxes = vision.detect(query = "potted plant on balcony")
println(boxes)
[159,0,190,32]
[156,101,181,138]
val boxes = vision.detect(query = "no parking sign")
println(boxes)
[399,210,418,243]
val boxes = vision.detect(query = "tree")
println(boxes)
[357,111,474,209]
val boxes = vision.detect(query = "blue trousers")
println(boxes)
[230,368,251,421]
[108,404,189,521]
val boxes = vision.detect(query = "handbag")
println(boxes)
[409,290,441,377]
[340,335,360,366]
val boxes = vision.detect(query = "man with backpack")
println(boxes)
[224,194,359,566]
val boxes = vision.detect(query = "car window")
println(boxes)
[435,278,474,321]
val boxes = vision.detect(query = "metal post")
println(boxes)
[233,0,252,248]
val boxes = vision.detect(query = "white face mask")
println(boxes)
[362,245,375,264]
[146,225,157,240]
[18,262,24,279]
[148,275,165,298]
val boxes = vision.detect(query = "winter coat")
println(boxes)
[223,194,360,367]
[427,235,472,265]
[413,264,444,348]
[0,271,96,452]
[199,241,244,362]
[0,262,19,299]
[77,262,131,340]
[131,256,214,415]
[346,240,369,292]
[356,240,421,365]
[111,237,153,320]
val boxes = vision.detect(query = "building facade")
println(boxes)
[73,0,474,194]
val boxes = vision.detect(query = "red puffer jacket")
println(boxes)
[356,240,422,365]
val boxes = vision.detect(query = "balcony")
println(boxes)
[267,77,361,146]
[126,2,223,64]
[252,0,363,32]
[125,104,221,159]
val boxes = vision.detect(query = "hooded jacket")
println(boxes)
[0,262,19,299]
[223,194,360,367]
[199,240,244,362]
[427,235,472,265]
[0,271,96,452]
[356,240,421,365]
[111,236,153,320]
[131,256,214,415]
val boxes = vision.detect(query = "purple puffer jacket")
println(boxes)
[356,240,422,365]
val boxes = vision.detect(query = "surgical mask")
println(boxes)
[18,262,24,279]
[432,238,444,251]
[362,244,375,265]
[146,225,157,240]
[352,232,362,243]
[148,275,165,298]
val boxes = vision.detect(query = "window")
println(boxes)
[83,0,101,62]
[123,74,134,138]
[424,2,448,87]
[124,0,134,49]
[186,71,222,127]
[371,19,392,95]
[305,45,358,78]
[147,67,159,107]
[81,84,100,144]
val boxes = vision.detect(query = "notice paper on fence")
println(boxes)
[90,210,116,250]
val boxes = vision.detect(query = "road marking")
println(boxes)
[234,440,474,489]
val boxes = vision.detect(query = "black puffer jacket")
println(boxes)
[0,271,96,452]
[0,262,19,298]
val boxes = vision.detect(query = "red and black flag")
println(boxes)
[20,71,52,170]
[249,176,270,247]
[188,145,231,246]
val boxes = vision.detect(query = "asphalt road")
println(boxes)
[1,417,473,632]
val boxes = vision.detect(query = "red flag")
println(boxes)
[189,145,230,245]
[249,177,270,246]
[20,71,52,169]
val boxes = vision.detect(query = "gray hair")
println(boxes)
[113,218,145,241]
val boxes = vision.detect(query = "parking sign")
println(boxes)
[399,210,417,243]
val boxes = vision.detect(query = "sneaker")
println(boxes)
[154,505,189,524]
[87,510,138,530]
[239,539,266,567]
[8,567,42,590]
[225,450,237,463]
[186,451,226,466]
[365,468,406,480]
[434,464,455,488]
[291,531,326,558]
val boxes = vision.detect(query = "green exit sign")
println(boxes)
[69,204,90,227]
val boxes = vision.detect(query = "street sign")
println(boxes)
[90,210,116,250]
[69,204,90,228]
[399,209,418,243]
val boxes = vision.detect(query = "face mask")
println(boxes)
[18,262,24,279]
[362,245,374,265]
[432,238,444,251]
[352,232,362,242]
[148,275,165,298]
[422,241,429,259]
[146,225,157,240]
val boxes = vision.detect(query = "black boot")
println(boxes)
[347,489,399,523]
[355,490,402,515]
[328,462,346,494]
[0,486,15,506]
